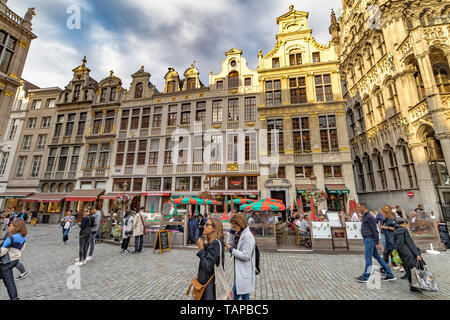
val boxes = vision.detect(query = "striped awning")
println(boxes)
[210,191,260,196]
[296,184,318,194]
[325,184,350,194]
[0,192,34,199]
[66,189,104,202]
[142,192,171,197]
[22,193,67,203]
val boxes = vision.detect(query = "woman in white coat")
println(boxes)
[226,213,256,300]
[121,211,133,253]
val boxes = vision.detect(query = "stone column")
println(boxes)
[409,143,441,217]
[436,134,450,175]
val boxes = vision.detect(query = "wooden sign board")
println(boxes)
[153,230,170,254]
[311,221,333,251]
[345,222,364,252]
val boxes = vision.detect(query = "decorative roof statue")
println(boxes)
[24,7,36,22]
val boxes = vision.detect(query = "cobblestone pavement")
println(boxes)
[1,225,449,300]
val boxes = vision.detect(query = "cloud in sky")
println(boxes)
[8,0,342,90]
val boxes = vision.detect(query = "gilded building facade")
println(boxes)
[0,1,36,141]
[257,6,357,213]
[334,0,450,216]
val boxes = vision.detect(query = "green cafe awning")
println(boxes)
[296,184,318,194]
[325,184,350,194]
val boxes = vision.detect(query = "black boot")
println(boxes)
[410,286,423,293]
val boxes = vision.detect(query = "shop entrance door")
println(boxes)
[271,191,286,219]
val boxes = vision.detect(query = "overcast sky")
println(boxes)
[9,0,342,90]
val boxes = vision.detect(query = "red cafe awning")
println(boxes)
[65,189,104,202]
[22,193,68,203]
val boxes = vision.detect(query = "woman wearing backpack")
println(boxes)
[196,217,224,300]
[61,210,75,244]
[226,213,256,300]
[0,219,27,300]
[121,211,133,253]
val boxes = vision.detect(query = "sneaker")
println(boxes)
[74,258,79,262]
[355,276,369,283]
[81,260,87,265]
[86,256,93,261]
[410,286,423,293]
[125,250,131,254]
[393,265,401,270]
[74,261,83,266]
[382,276,397,282]
[399,267,405,273]
[16,272,29,280]
[401,274,408,280]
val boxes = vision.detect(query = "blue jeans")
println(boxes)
[362,237,394,280]
[62,228,70,242]
[232,282,250,300]
[0,260,19,300]
[380,233,394,264]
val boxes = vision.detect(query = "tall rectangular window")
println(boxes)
[77,113,87,136]
[104,110,115,133]
[110,87,117,101]
[16,156,26,178]
[196,102,206,122]
[46,148,57,172]
[58,147,69,172]
[120,110,129,131]
[312,52,321,63]
[153,107,162,127]
[41,117,51,128]
[0,152,9,176]
[37,134,47,150]
[244,97,256,121]
[98,143,110,168]
[22,135,32,151]
[100,88,107,103]
[0,32,16,74]
[45,99,56,109]
[315,74,333,102]
[292,117,311,153]
[272,58,280,68]
[86,144,97,169]
[126,140,136,166]
[212,100,223,123]
[32,100,42,110]
[319,115,339,152]
[211,135,222,162]
[181,104,191,125]
[228,99,239,121]
[290,77,307,104]
[245,132,256,161]
[141,108,150,129]
[227,134,238,162]
[289,53,302,66]
[168,105,177,126]
[115,141,125,166]
[163,177,172,191]
[70,147,80,171]
[267,119,284,154]
[65,114,76,136]
[149,139,159,165]
[164,138,173,164]
[265,80,281,106]
[73,84,81,102]
[193,135,204,163]
[92,112,102,135]
[8,119,18,140]
[130,109,140,129]
[31,156,42,177]
[27,118,37,129]
[137,140,147,165]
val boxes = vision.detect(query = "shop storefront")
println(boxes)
[295,184,318,213]
[22,193,67,224]
[0,192,34,212]
[65,189,105,213]
[325,184,350,212]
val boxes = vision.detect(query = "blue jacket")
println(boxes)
[361,211,379,243]
[382,219,398,251]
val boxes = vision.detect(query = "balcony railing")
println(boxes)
[227,121,239,130]
[209,163,221,172]
[82,169,92,177]
[74,136,83,143]
[162,165,173,174]
[124,167,133,175]
[95,169,106,177]
[51,137,59,145]
[244,162,258,172]
[146,166,157,175]
[176,164,187,173]
[55,172,64,179]
[43,172,52,179]
[151,128,161,136]
[67,172,76,179]
[294,153,313,164]
[192,164,203,173]
[140,129,148,137]
[5,8,24,25]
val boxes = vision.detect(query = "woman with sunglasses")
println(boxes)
[196,217,225,300]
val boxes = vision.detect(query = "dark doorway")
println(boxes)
[271,191,286,220]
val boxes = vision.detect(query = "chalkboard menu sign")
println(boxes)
[153,230,170,254]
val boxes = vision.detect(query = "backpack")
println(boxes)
[255,244,261,275]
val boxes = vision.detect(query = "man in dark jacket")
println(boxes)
[355,203,396,283]
[394,218,424,293]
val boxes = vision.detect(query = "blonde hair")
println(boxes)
[380,206,394,220]
[206,218,224,243]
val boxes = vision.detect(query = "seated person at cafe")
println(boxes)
[296,215,310,236]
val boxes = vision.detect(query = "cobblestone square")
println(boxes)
[0,225,448,300]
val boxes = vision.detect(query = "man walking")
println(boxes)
[355,203,396,283]
[87,207,101,261]
[132,207,146,253]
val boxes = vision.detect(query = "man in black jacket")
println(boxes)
[355,203,396,283]
[75,209,92,266]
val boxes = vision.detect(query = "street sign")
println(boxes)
[408,192,414,198]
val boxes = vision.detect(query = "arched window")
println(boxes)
[58,183,64,193]
[187,78,196,90]
[387,81,399,113]
[134,82,143,99]
[363,153,376,191]
[41,183,50,193]
[400,142,418,188]
[167,81,176,93]
[364,97,374,127]
[373,150,387,190]
[374,88,386,120]
[50,183,57,193]
[375,34,386,57]
[430,48,450,93]
[423,129,449,186]
[364,44,375,68]
[66,183,74,193]
[348,109,356,137]
[228,71,239,89]
[407,57,425,100]
[385,146,401,189]
[355,157,366,192]
[355,57,363,79]
[355,103,364,133]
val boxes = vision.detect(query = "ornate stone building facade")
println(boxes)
[334,0,450,216]
[0,1,36,141]
[258,6,357,213]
